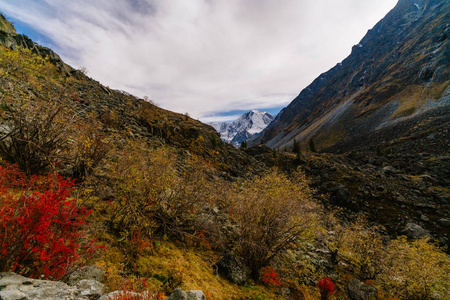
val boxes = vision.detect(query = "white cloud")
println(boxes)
[0,0,397,121]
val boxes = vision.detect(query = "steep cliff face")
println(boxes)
[256,0,449,153]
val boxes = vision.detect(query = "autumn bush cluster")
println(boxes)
[0,163,98,279]
[0,46,449,299]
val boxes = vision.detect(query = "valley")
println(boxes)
[0,0,449,299]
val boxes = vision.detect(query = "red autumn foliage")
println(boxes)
[261,266,281,286]
[318,276,336,296]
[0,162,27,190]
[0,163,95,279]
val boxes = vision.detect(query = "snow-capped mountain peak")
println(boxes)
[209,110,274,147]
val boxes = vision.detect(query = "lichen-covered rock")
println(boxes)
[345,278,377,300]
[0,289,28,300]
[167,289,206,300]
[68,266,105,286]
[0,272,108,300]
[75,279,105,299]
[186,290,206,300]
[167,288,186,300]
[213,252,249,285]
[0,272,87,300]
[437,218,450,227]
[401,222,433,239]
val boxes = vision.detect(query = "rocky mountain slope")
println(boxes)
[254,0,449,153]
[210,110,274,147]
[0,14,265,178]
[246,0,450,251]
[245,142,450,252]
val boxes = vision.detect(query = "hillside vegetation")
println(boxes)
[0,15,449,300]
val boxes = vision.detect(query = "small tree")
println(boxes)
[212,135,219,148]
[240,140,248,149]
[308,138,316,152]
[292,138,303,161]
[293,138,300,154]
[228,170,319,279]
[0,100,69,174]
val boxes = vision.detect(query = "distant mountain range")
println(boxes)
[253,0,449,154]
[209,110,274,147]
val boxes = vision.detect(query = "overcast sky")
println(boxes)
[0,0,397,122]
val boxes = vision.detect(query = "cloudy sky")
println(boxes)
[0,0,397,122]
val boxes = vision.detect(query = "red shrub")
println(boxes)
[261,266,281,286]
[0,163,26,190]
[0,163,94,279]
[318,276,336,296]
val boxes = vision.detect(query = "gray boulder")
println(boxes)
[0,289,28,300]
[0,272,208,300]
[401,223,433,239]
[345,278,377,300]
[168,288,186,300]
[75,279,105,299]
[167,289,206,300]
[213,252,249,285]
[186,290,206,300]
[0,272,86,300]
[68,266,105,286]
[330,185,349,204]
[437,218,450,227]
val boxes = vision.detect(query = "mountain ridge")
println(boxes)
[253,0,449,153]
[0,13,266,178]
[210,110,274,147]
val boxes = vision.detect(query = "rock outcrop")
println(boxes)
[0,272,208,300]
[166,289,206,300]
[213,252,249,285]
[67,266,105,286]
[0,272,105,300]
[345,278,378,300]
[0,14,70,74]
